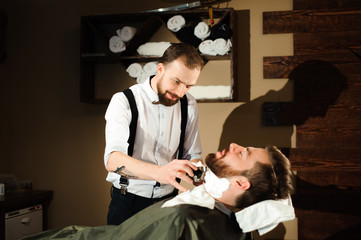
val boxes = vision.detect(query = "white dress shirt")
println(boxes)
[104,77,202,198]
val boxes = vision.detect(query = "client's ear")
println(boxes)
[236,177,251,190]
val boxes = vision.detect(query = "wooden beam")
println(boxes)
[296,169,361,188]
[294,31,361,56]
[297,131,361,148]
[295,207,361,239]
[263,53,361,79]
[294,0,361,10]
[263,9,361,34]
[263,103,361,126]
[288,148,361,170]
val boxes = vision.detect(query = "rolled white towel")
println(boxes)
[126,63,144,78]
[137,42,171,56]
[167,15,185,32]
[189,85,232,99]
[136,71,148,84]
[199,40,217,56]
[116,26,137,42]
[109,36,126,53]
[212,38,232,55]
[194,22,210,40]
[143,62,158,76]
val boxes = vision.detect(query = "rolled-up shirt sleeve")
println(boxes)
[104,92,132,167]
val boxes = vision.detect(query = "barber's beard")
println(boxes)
[153,90,180,106]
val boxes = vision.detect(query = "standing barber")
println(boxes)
[104,43,205,225]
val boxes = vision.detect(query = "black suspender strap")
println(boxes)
[178,95,188,159]
[173,95,188,188]
[123,89,188,189]
[123,88,188,160]
[123,89,138,157]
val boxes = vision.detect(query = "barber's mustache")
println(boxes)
[152,91,181,105]
[166,91,181,99]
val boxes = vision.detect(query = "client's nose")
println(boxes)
[229,143,245,152]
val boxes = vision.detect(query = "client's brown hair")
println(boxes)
[235,146,294,209]
[206,146,294,209]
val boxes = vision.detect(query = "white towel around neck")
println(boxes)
[162,186,295,236]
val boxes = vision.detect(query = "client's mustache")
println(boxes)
[205,153,216,166]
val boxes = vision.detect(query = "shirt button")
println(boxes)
[161,132,164,137]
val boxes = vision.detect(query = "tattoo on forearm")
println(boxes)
[114,166,125,175]
[114,166,139,179]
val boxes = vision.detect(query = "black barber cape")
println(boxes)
[24,200,249,240]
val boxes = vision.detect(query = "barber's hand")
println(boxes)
[190,158,205,186]
[190,158,203,165]
[156,160,198,192]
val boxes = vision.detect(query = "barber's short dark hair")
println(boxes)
[235,146,294,209]
[160,43,204,70]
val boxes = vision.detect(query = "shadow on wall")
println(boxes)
[218,60,347,150]
[293,178,361,240]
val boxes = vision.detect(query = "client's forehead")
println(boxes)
[226,147,270,171]
[253,148,271,165]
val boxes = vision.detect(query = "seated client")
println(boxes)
[24,143,294,240]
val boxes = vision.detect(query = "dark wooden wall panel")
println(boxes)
[294,31,361,55]
[295,207,361,240]
[299,106,361,125]
[263,9,361,34]
[264,54,361,78]
[289,148,361,169]
[263,103,361,124]
[294,0,361,10]
[263,1,361,238]
[296,169,361,187]
[297,131,361,148]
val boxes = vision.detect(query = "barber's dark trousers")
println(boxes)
[107,186,176,225]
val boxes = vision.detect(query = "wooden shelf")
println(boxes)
[80,8,238,103]
[81,53,231,64]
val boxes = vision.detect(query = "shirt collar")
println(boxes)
[142,75,159,103]
[215,201,232,216]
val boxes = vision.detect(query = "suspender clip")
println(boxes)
[119,176,129,195]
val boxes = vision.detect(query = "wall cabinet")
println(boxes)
[80,8,238,103]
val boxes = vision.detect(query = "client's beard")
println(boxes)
[153,90,180,106]
[205,153,223,177]
[205,152,240,178]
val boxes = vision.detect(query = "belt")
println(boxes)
[111,185,178,200]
